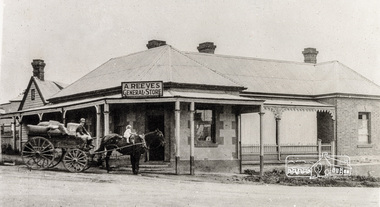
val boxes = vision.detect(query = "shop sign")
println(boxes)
[121,81,163,98]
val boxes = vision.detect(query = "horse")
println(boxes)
[94,129,165,174]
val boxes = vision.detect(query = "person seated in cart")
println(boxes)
[76,118,94,149]
[123,125,136,144]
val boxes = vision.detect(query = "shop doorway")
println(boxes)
[146,115,165,161]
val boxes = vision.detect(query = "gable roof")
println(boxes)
[18,77,67,110]
[50,45,244,101]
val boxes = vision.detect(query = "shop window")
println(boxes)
[195,108,215,143]
[358,112,370,144]
[31,89,35,100]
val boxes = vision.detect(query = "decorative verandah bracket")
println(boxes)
[264,105,335,120]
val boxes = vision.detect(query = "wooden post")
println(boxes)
[104,103,110,135]
[333,119,336,156]
[259,110,265,177]
[12,117,17,151]
[175,101,181,175]
[95,105,101,149]
[190,102,195,175]
[238,114,242,174]
[318,139,322,157]
[18,119,22,152]
[0,122,3,164]
[275,117,281,161]
[330,140,335,156]
[62,110,67,126]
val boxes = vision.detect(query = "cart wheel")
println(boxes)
[49,148,64,168]
[22,136,55,170]
[63,149,88,172]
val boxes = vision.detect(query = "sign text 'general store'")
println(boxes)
[121,81,163,98]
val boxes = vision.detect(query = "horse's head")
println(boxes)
[143,129,165,149]
[154,129,165,147]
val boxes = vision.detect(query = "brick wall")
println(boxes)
[335,98,380,156]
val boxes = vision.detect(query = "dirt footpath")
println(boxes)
[0,165,379,207]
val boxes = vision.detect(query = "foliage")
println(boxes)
[243,169,380,188]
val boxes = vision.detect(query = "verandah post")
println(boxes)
[190,102,195,175]
[175,100,181,175]
[95,105,101,149]
[259,109,265,177]
[104,103,110,135]
[275,117,281,161]
[12,116,17,152]
[0,123,3,164]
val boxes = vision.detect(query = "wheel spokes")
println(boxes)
[63,149,88,172]
[22,137,55,170]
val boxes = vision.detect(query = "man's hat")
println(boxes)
[80,118,86,122]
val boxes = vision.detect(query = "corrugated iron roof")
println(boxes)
[186,52,380,96]
[51,45,380,100]
[51,46,242,99]
[33,77,66,102]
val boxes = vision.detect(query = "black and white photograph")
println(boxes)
[0,1,379,206]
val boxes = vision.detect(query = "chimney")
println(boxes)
[302,48,318,64]
[197,42,216,54]
[31,59,46,81]
[146,40,166,49]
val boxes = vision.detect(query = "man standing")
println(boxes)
[76,118,93,149]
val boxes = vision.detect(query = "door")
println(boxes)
[146,115,165,161]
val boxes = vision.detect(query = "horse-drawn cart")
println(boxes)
[22,121,92,172]
[22,121,165,174]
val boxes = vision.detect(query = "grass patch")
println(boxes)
[243,169,380,187]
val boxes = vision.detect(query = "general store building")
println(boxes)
[2,40,380,173]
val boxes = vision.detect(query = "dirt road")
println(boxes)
[0,166,378,207]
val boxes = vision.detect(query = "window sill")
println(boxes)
[195,141,218,148]
[357,144,373,148]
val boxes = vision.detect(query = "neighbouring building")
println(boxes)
[1,41,379,174]
[0,94,22,151]
[1,59,67,152]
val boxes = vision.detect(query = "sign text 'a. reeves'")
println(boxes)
[121,81,163,98]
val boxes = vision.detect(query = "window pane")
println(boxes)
[195,109,213,142]
[31,89,35,100]
[358,112,369,143]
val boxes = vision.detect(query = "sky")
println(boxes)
[0,0,379,104]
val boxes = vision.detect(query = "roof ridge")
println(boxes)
[335,61,380,88]
[54,46,169,97]
[184,51,318,66]
[111,45,168,60]
[171,47,244,87]
[31,77,47,104]
[138,46,169,81]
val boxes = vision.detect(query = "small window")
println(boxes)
[195,108,215,143]
[358,112,370,144]
[31,89,35,100]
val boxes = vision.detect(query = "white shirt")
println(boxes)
[124,128,131,138]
